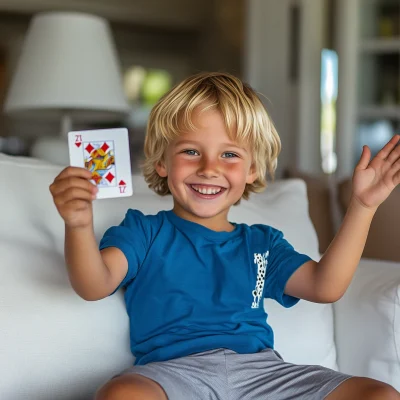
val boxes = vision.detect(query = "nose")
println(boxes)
[197,156,220,178]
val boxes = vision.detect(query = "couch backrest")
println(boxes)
[1,153,337,399]
[338,178,400,262]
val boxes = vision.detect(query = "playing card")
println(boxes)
[68,128,133,199]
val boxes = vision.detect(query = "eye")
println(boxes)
[222,152,238,158]
[182,149,199,156]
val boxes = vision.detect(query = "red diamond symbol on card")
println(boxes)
[101,142,109,153]
[75,142,82,148]
[85,143,94,153]
[118,180,126,186]
[105,172,115,183]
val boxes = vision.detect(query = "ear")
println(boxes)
[155,160,168,177]
[246,163,257,184]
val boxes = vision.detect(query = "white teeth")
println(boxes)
[191,185,221,195]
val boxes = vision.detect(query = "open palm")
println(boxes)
[352,135,400,210]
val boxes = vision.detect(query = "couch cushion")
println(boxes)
[0,153,337,399]
[334,258,400,390]
[0,155,133,399]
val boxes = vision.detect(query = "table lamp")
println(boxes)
[4,11,130,165]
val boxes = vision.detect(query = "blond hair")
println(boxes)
[142,71,281,200]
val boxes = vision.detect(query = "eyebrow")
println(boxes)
[174,140,247,152]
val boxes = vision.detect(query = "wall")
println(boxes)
[244,0,328,178]
[244,0,293,178]
[334,0,359,181]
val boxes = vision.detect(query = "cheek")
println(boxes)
[177,156,200,168]
[168,158,194,180]
[225,163,249,179]
[231,166,253,190]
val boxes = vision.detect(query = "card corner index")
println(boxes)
[68,130,78,139]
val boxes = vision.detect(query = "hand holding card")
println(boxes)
[68,128,133,199]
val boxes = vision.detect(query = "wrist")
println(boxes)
[65,222,94,235]
[348,196,377,217]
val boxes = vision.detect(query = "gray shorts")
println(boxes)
[117,348,352,400]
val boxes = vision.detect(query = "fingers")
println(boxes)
[53,166,93,182]
[356,135,400,174]
[49,166,97,228]
[55,187,96,206]
[355,145,371,171]
[384,135,400,165]
[375,135,400,162]
[50,176,97,197]
[49,166,98,206]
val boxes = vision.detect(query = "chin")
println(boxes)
[187,205,228,220]
[195,211,221,219]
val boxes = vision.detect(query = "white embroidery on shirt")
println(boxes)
[252,251,268,309]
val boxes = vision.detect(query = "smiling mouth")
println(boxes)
[189,184,226,195]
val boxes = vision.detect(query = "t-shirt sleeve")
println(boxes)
[99,209,151,291]
[263,227,312,308]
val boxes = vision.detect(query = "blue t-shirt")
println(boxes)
[99,209,311,365]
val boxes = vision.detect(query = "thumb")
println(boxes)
[355,145,371,171]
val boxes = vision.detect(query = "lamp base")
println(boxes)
[30,136,70,165]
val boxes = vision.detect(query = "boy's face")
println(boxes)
[156,108,257,231]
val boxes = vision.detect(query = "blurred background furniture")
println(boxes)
[335,0,400,180]
[3,11,130,165]
[0,0,244,171]
[0,0,399,176]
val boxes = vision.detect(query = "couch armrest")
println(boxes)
[333,258,400,390]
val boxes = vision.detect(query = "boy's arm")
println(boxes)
[65,225,128,301]
[284,198,375,303]
[285,135,400,303]
[50,166,128,301]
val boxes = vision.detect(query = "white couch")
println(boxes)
[1,153,399,399]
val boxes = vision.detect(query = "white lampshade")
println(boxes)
[4,11,130,122]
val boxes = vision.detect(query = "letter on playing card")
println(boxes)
[75,135,82,148]
[119,180,127,193]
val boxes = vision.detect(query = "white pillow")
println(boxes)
[0,155,133,399]
[334,258,400,390]
[0,153,337,400]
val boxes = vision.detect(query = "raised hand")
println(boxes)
[352,135,400,210]
[49,166,98,229]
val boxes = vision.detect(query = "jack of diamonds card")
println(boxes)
[68,128,133,199]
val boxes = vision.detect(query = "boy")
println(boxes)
[50,72,400,400]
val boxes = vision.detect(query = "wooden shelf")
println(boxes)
[359,37,400,53]
[358,105,400,120]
